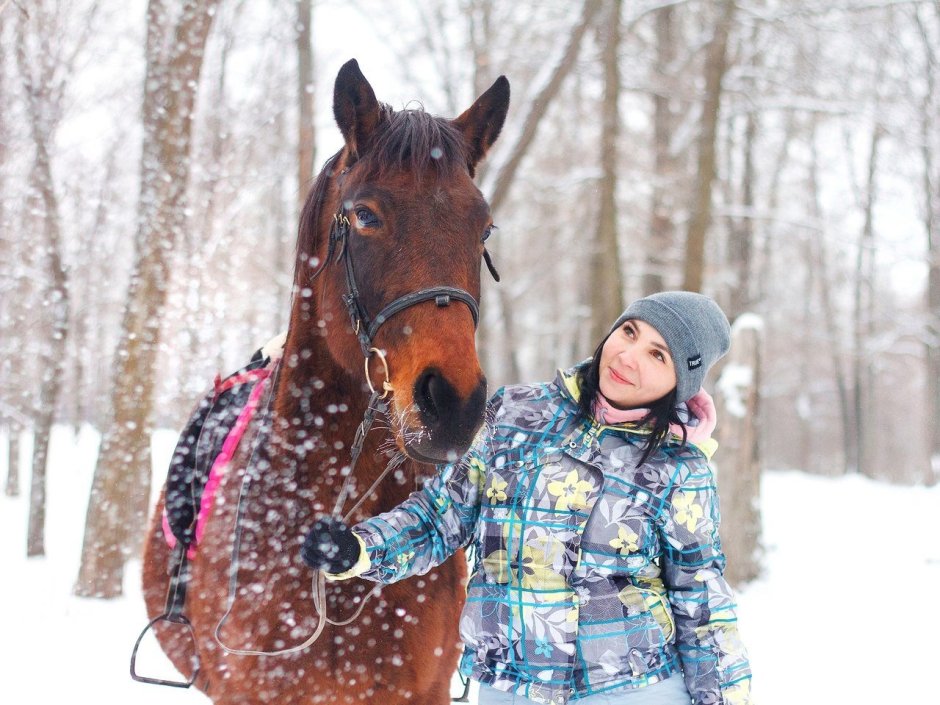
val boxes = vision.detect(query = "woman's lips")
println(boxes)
[609,367,633,386]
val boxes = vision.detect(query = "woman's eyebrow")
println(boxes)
[650,340,671,358]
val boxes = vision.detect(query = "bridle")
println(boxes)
[318,190,499,397]
[210,175,500,680]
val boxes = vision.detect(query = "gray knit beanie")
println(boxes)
[611,291,731,403]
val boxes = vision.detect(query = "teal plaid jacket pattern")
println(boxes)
[353,367,752,705]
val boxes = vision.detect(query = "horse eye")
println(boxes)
[482,224,497,243]
[355,207,379,228]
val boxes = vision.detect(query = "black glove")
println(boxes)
[300,516,361,574]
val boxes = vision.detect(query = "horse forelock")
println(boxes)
[359,104,468,181]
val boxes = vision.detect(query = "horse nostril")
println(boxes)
[409,372,487,460]
[416,371,442,422]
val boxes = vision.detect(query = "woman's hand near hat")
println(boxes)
[685,389,717,443]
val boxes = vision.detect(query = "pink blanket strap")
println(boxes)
[161,367,272,554]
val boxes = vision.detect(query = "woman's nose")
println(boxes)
[618,347,638,369]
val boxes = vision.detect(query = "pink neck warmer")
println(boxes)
[592,394,650,425]
[592,392,713,444]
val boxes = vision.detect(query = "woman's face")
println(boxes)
[598,319,677,408]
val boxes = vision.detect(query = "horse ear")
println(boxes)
[333,59,382,162]
[453,76,510,176]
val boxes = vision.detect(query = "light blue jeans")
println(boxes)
[477,675,692,705]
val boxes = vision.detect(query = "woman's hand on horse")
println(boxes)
[301,517,362,574]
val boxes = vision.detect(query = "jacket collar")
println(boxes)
[555,363,654,437]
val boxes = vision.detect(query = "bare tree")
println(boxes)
[75,0,219,598]
[0,7,18,498]
[715,316,763,586]
[296,0,315,208]
[682,0,735,293]
[643,4,678,296]
[808,118,853,474]
[851,122,882,477]
[726,21,763,320]
[588,0,624,343]
[14,0,86,556]
[915,4,940,484]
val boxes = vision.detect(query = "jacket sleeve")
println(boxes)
[349,391,501,584]
[659,456,753,705]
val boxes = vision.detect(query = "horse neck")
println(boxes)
[268,323,416,523]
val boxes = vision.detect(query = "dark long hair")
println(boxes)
[575,333,687,467]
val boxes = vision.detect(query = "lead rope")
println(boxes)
[214,362,401,656]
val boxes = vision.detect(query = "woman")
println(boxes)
[302,291,753,705]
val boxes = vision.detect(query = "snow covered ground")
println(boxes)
[3,425,939,704]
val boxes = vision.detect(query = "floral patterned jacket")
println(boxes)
[352,366,752,705]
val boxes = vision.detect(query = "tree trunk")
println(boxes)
[5,421,20,497]
[682,0,735,293]
[643,5,677,296]
[467,0,497,379]
[809,121,853,474]
[15,9,70,558]
[74,0,219,598]
[296,0,315,209]
[727,23,760,320]
[852,124,881,477]
[715,316,763,587]
[754,114,795,308]
[916,7,940,485]
[588,0,623,344]
[0,10,14,498]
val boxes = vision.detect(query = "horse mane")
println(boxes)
[293,105,468,287]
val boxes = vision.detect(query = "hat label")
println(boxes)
[687,355,702,370]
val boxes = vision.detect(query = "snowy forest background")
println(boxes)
[2,0,939,689]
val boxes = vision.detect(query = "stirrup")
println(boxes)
[130,613,200,688]
[130,543,200,687]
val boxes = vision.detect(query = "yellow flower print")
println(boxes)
[608,526,639,555]
[518,537,567,591]
[673,490,703,532]
[723,679,751,705]
[481,537,567,591]
[467,456,486,492]
[547,469,592,511]
[486,476,508,503]
[482,549,513,584]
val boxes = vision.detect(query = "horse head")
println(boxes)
[292,59,509,463]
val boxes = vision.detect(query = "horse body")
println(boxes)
[141,60,509,704]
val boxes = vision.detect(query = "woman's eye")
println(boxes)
[355,207,379,228]
[623,324,635,338]
[652,350,665,363]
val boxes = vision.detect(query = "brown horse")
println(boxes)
[141,59,510,704]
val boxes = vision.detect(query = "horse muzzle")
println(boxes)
[404,371,487,464]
